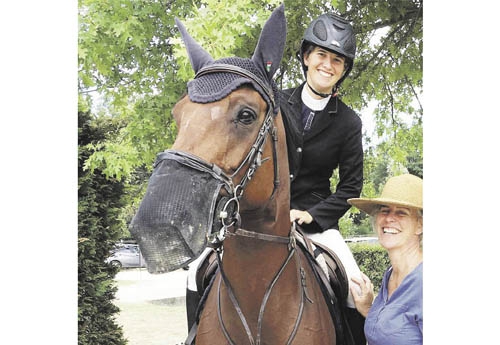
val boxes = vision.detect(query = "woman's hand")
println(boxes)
[290,209,313,225]
[350,272,374,317]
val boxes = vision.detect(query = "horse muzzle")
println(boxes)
[129,151,235,273]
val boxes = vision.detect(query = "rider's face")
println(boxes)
[304,47,346,96]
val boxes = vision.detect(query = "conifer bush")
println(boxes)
[78,109,127,345]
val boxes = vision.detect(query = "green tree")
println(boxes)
[78,100,128,345]
[78,0,422,189]
[79,1,423,237]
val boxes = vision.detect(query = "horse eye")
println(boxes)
[237,108,257,125]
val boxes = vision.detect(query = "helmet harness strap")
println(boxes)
[306,80,339,98]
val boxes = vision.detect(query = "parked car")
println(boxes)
[106,244,147,268]
[344,236,379,244]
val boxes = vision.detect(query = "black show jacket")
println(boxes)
[279,83,363,233]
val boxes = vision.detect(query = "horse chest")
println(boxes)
[196,250,336,345]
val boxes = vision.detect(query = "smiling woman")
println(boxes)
[347,174,423,345]
[303,47,347,96]
[374,205,422,252]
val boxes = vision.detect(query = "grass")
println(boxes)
[114,300,187,345]
[113,274,188,345]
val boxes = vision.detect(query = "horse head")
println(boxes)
[130,4,289,274]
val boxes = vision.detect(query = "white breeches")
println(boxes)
[186,248,212,291]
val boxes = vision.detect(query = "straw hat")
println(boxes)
[348,174,423,215]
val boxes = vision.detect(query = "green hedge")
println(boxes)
[78,109,127,345]
[349,243,390,293]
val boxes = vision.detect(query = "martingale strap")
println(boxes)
[215,239,304,345]
[233,228,293,245]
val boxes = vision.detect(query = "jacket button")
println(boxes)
[296,147,302,153]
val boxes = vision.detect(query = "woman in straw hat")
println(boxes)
[347,173,423,345]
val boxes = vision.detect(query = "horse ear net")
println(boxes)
[251,4,287,80]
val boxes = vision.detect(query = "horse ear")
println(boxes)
[251,3,287,80]
[175,18,214,74]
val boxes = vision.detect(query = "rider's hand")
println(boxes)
[290,209,313,225]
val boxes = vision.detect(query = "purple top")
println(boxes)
[365,262,423,345]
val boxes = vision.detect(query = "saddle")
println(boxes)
[188,227,360,345]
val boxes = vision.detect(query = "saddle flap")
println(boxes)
[293,227,349,302]
[196,250,218,294]
[311,240,349,302]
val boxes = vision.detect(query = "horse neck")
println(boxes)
[222,194,292,281]
[223,111,291,260]
[239,111,290,238]
[219,176,296,327]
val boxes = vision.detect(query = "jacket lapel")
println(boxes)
[284,85,303,130]
[283,83,340,142]
[303,94,338,142]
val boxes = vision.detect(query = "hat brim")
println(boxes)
[348,197,422,216]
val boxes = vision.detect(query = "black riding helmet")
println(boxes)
[299,13,356,92]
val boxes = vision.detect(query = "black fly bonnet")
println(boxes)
[129,5,286,273]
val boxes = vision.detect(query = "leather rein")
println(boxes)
[214,222,313,345]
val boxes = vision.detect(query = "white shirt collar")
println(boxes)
[301,85,331,111]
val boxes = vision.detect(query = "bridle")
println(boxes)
[163,64,309,345]
[157,63,281,245]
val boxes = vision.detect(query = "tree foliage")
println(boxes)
[77,2,422,341]
[350,243,390,294]
[78,102,128,345]
[78,0,422,231]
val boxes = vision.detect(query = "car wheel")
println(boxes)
[110,260,122,268]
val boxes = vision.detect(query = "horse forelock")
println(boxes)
[186,57,280,115]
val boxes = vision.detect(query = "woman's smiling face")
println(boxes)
[374,205,422,250]
[304,46,346,95]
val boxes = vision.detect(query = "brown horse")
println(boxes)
[175,86,336,344]
[131,5,336,345]
[187,82,337,345]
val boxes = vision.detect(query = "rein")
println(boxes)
[214,224,311,345]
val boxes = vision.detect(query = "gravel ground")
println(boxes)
[113,268,189,345]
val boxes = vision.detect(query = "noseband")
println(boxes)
[157,64,280,246]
